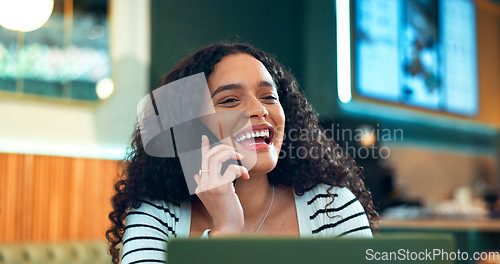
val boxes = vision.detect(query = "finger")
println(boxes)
[201,135,210,155]
[204,160,221,187]
[210,149,244,165]
[194,173,200,185]
[200,161,244,192]
[222,164,250,182]
[200,138,230,168]
[200,135,211,174]
[239,166,250,180]
[204,144,237,158]
[206,149,244,186]
[201,144,240,175]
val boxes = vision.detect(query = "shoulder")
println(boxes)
[121,199,183,264]
[125,199,181,231]
[303,184,372,238]
[302,184,356,207]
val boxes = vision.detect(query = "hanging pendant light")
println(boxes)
[0,0,54,32]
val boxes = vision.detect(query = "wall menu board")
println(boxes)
[354,0,478,116]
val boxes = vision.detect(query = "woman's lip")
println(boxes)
[232,124,275,151]
[233,124,274,139]
[234,137,274,151]
[237,141,274,151]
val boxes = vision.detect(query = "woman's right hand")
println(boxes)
[194,135,250,236]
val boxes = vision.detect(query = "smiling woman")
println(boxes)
[106,43,379,264]
[200,54,285,179]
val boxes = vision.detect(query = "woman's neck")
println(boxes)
[233,171,274,224]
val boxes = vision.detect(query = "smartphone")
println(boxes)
[171,115,240,194]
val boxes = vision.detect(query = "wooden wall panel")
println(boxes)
[0,153,122,242]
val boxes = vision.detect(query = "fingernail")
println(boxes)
[201,135,207,142]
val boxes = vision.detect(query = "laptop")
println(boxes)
[168,233,456,264]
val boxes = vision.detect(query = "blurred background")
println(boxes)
[0,0,499,263]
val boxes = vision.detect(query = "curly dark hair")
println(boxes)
[106,42,379,264]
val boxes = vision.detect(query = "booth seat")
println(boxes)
[0,241,113,264]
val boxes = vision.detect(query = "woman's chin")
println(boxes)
[242,151,278,175]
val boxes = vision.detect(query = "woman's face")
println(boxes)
[201,53,286,174]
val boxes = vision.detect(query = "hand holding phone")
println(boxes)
[193,135,250,236]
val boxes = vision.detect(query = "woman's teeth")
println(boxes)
[235,130,270,143]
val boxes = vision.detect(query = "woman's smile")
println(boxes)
[232,123,274,151]
[202,53,286,174]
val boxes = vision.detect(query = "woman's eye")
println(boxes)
[219,98,238,104]
[263,96,278,101]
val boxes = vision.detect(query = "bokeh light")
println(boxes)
[96,77,114,100]
[0,0,54,32]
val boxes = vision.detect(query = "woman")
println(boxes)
[107,43,379,264]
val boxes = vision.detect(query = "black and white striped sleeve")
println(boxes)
[308,186,372,238]
[121,200,178,264]
[332,187,372,238]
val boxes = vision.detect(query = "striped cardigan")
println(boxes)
[121,184,372,263]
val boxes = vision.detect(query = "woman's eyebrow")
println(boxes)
[211,80,276,98]
[211,83,242,98]
[259,80,276,88]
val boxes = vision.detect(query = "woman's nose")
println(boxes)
[243,97,268,119]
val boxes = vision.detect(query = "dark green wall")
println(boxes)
[150,0,305,90]
[302,0,338,118]
[150,0,341,120]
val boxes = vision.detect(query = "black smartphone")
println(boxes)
[171,115,240,194]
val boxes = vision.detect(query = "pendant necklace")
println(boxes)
[253,185,275,237]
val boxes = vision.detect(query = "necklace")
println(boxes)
[253,185,275,237]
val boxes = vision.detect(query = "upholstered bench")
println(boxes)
[0,241,112,264]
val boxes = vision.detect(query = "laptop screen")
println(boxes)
[167,233,455,264]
